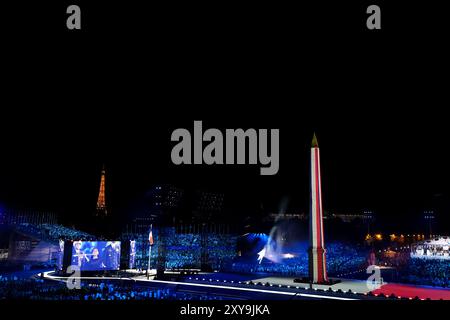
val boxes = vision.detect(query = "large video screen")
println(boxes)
[129,240,136,269]
[57,240,64,271]
[71,241,121,271]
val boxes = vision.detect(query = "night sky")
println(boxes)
[2,2,449,233]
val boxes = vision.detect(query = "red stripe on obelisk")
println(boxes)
[315,148,323,282]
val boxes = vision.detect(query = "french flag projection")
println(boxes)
[147,225,154,274]
[149,225,154,246]
[308,133,328,284]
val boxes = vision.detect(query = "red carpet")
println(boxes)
[372,283,450,300]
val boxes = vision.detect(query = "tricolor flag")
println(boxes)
[148,225,154,246]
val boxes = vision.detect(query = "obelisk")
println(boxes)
[308,133,328,284]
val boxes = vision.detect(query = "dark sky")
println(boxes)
[1,2,449,232]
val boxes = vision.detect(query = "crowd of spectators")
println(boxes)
[228,242,368,277]
[203,234,237,270]
[41,224,94,241]
[400,258,450,288]
[0,276,225,300]
[122,228,237,271]
[14,223,94,242]
[165,233,201,269]
[326,243,368,275]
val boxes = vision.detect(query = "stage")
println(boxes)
[39,270,450,300]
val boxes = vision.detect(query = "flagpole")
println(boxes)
[147,224,152,280]
[147,244,152,279]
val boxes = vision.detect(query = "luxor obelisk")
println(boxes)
[308,133,328,284]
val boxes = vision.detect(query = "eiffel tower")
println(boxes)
[95,165,108,217]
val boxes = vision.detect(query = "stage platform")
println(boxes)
[41,270,450,300]
[372,283,450,300]
[175,272,373,293]
[42,271,361,300]
[256,276,373,293]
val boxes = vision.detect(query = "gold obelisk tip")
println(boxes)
[311,133,319,148]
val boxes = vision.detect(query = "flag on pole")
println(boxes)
[149,225,154,246]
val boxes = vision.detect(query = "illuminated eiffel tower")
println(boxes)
[95,165,108,217]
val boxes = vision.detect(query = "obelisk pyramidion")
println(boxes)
[308,133,328,284]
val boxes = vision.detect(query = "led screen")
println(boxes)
[57,240,64,271]
[129,240,136,269]
[71,241,121,271]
